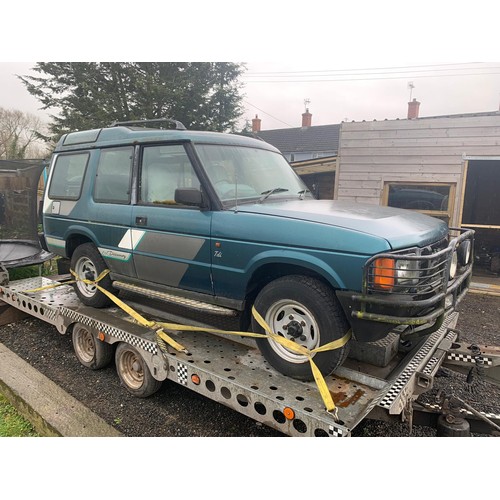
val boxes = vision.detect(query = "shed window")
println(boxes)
[383,182,455,223]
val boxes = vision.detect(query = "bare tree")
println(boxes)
[0,107,49,159]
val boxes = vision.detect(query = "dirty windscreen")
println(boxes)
[195,144,311,204]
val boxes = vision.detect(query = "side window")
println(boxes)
[94,147,133,204]
[48,153,89,200]
[140,145,200,205]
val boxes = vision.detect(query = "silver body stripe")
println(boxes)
[118,229,146,250]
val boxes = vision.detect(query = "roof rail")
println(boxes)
[109,118,187,130]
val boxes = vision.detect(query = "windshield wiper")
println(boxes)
[298,189,310,200]
[259,187,289,203]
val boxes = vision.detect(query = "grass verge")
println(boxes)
[0,393,39,437]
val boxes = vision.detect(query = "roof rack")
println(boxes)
[109,118,187,130]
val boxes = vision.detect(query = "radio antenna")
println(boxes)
[408,82,415,101]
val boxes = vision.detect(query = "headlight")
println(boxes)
[449,251,458,279]
[395,259,419,285]
[372,257,420,291]
[457,240,471,266]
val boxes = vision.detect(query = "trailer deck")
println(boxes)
[1,273,483,437]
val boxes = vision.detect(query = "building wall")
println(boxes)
[336,114,500,226]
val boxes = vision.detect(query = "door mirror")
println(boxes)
[175,188,203,207]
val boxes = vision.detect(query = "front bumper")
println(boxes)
[337,228,474,342]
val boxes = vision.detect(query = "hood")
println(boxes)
[234,199,448,250]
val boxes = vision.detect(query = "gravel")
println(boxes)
[0,288,499,438]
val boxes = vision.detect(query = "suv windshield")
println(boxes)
[195,144,311,205]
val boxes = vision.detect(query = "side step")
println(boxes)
[112,280,238,316]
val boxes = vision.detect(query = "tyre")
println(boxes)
[70,242,114,308]
[72,323,114,370]
[115,343,163,398]
[251,275,350,381]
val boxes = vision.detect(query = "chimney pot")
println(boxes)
[407,98,420,119]
[252,114,261,132]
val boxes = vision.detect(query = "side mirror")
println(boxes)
[175,187,204,207]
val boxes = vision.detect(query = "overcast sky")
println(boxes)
[2,1,500,133]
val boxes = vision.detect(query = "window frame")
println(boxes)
[93,146,134,205]
[382,181,456,223]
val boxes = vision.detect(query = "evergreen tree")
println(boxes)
[19,62,245,141]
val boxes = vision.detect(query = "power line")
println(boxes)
[243,100,295,127]
[244,71,500,84]
[244,62,498,77]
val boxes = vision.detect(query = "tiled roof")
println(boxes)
[256,123,340,154]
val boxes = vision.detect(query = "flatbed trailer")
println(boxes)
[2,271,498,437]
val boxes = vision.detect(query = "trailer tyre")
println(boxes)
[115,343,162,398]
[72,323,114,370]
[252,275,351,381]
[71,242,114,308]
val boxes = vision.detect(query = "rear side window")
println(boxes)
[94,147,133,204]
[48,153,89,200]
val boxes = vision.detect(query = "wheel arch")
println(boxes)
[64,228,96,258]
[241,254,345,330]
[245,253,345,301]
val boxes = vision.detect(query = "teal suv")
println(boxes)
[42,119,474,380]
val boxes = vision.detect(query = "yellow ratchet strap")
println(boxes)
[25,269,351,414]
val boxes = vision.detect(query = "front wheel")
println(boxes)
[251,275,351,381]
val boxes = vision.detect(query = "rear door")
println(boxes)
[130,143,213,295]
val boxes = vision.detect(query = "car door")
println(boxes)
[130,143,213,295]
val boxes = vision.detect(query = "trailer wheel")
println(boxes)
[70,242,114,308]
[72,323,114,370]
[252,275,351,381]
[115,343,162,398]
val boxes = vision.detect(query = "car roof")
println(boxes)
[54,126,280,153]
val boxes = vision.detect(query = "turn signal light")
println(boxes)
[373,258,395,290]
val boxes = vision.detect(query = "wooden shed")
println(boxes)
[336,112,500,291]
